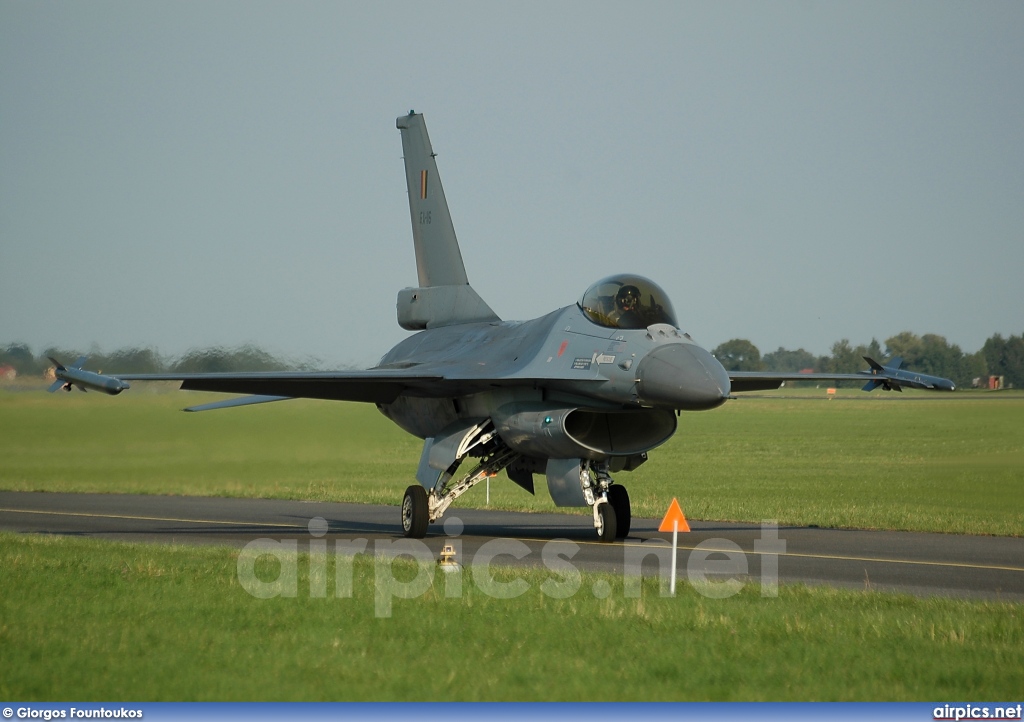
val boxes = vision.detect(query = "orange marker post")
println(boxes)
[659,498,690,595]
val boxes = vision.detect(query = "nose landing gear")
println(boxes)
[582,460,631,542]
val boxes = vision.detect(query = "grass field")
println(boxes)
[2,386,1023,701]
[1,532,1021,701]
[2,386,1022,535]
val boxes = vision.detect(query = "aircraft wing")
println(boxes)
[101,367,601,411]
[111,368,456,407]
[728,366,956,393]
[727,371,878,393]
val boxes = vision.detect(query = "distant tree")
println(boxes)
[0,343,45,376]
[863,338,885,363]
[41,347,88,368]
[815,339,883,385]
[958,350,989,387]
[885,332,981,388]
[1005,335,1024,387]
[762,347,817,373]
[884,331,922,364]
[712,339,762,372]
[919,334,962,378]
[982,334,1006,380]
[983,333,1024,388]
[819,339,860,375]
[94,347,166,374]
[170,345,292,373]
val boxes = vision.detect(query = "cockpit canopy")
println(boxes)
[577,274,678,330]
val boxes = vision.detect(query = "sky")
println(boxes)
[2,1,1022,368]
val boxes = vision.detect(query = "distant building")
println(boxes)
[974,376,1006,390]
[0,365,16,382]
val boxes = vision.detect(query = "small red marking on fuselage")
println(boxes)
[557,340,569,358]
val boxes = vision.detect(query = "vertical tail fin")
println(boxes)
[396,111,469,288]
[394,112,499,330]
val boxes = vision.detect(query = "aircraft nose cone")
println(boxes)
[637,343,731,410]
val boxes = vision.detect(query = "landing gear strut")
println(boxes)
[402,425,520,538]
[595,502,617,543]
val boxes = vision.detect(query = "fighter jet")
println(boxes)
[50,112,956,542]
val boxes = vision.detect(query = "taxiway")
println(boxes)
[1,491,1021,602]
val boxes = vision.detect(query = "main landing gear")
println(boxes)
[402,428,520,539]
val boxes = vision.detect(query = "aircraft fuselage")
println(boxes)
[377,303,730,454]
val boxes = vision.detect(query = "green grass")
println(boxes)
[2,388,1023,701]
[657,390,1024,535]
[1,532,1021,701]
[2,386,1022,535]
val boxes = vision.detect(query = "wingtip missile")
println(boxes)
[48,357,130,395]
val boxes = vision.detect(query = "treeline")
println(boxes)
[713,331,1023,388]
[0,343,320,377]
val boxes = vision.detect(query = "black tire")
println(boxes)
[607,485,631,539]
[401,485,429,538]
[596,503,617,543]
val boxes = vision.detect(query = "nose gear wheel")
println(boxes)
[581,460,629,543]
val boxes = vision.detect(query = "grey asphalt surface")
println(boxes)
[1,490,1022,602]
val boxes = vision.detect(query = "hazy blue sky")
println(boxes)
[2,1,1022,367]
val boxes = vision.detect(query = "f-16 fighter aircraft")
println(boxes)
[50,112,956,542]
